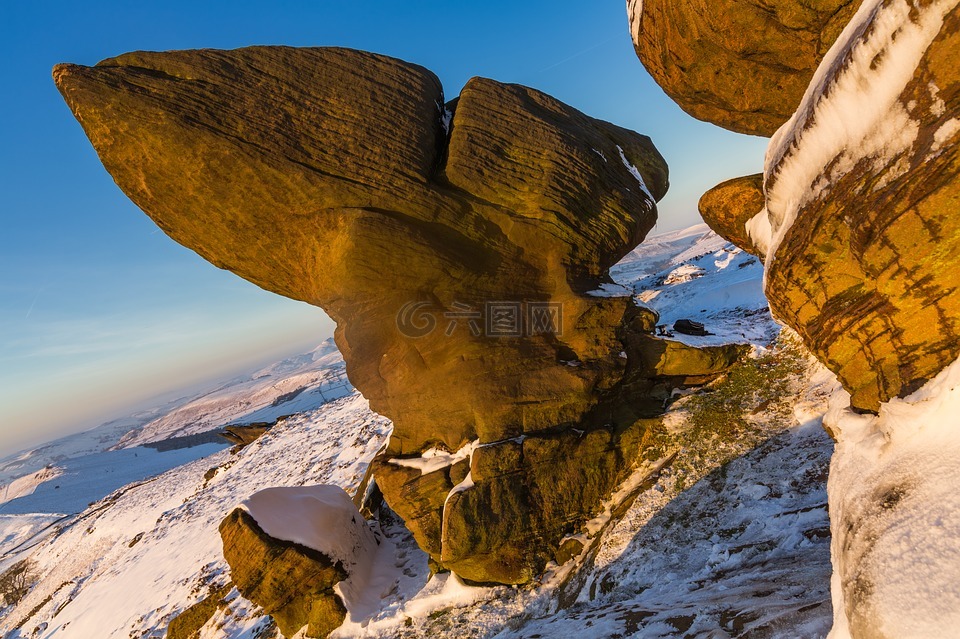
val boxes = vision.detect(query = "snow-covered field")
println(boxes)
[0,227,846,639]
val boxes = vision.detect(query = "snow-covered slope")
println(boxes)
[1,394,392,638]
[115,340,351,448]
[0,467,63,505]
[1,227,842,639]
[611,223,775,347]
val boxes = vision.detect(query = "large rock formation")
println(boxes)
[637,0,958,635]
[627,0,858,136]
[54,46,743,585]
[749,0,960,413]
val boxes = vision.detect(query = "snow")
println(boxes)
[0,466,62,505]
[662,263,705,285]
[0,393,394,639]
[0,443,226,517]
[387,440,478,475]
[611,225,777,348]
[243,485,401,626]
[585,281,632,298]
[750,0,958,260]
[243,485,374,568]
[616,144,655,202]
[626,0,645,49]
[116,338,350,448]
[824,355,960,638]
[932,117,960,153]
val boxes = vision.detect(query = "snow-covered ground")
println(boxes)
[115,339,351,448]
[1,227,843,638]
[612,224,776,347]
[0,339,350,529]
[825,355,960,638]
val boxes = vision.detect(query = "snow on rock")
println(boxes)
[241,485,400,624]
[616,144,655,202]
[585,282,632,298]
[243,486,372,571]
[824,355,960,638]
[751,0,958,260]
[387,440,478,476]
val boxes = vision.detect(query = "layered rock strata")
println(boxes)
[751,0,960,412]
[55,46,743,585]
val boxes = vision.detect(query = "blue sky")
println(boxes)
[0,1,767,454]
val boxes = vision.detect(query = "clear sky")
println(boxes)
[0,1,768,455]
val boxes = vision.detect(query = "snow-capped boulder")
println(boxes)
[752,0,960,412]
[627,0,858,135]
[219,486,380,638]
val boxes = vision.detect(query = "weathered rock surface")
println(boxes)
[627,0,857,136]
[698,174,765,257]
[219,508,347,638]
[166,583,232,639]
[753,0,960,412]
[374,315,746,584]
[55,46,743,584]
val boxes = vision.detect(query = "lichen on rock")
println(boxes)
[753,0,960,412]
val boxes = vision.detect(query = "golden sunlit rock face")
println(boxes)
[55,46,744,585]
[762,6,960,412]
[628,0,858,136]
[698,174,765,258]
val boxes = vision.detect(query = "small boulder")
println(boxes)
[698,174,765,257]
[219,485,380,638]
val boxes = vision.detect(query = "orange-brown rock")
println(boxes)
[54,46,743,584]
[628,0,857,136]
[756,1,960,412]
[219,509,346,638]
[53,46,668,455]
[698,174,765,257]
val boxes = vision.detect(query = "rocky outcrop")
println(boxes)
[219,508,347,638]
[627,0,857,136]
[698,174,765,258]
[219,423,272,448]
[55,46,743,584]
[750,0,960,412]
[166,584,232,639]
